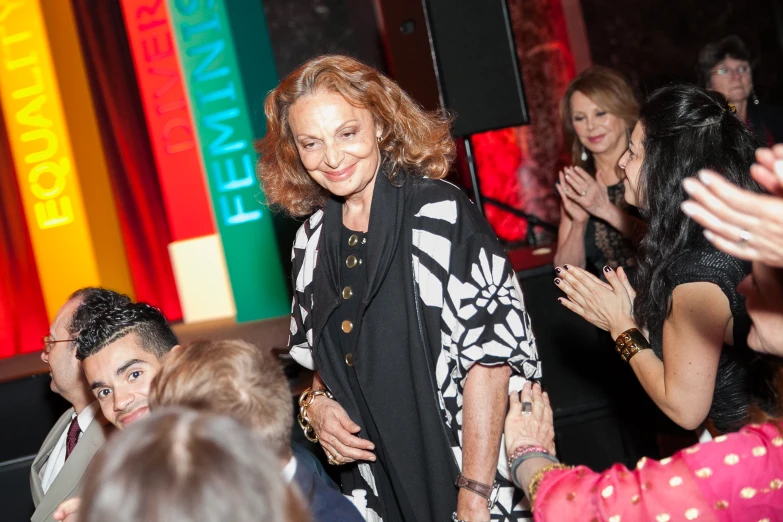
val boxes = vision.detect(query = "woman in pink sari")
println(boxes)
[503,148,783,520]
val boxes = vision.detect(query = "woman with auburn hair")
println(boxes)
[555,66,645,274]
[257,54,542,522]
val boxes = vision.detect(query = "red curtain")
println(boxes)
[71,0,182,321]
[0,110,50,358]
[471,0,577,243]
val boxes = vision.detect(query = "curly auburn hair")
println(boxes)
[256,54,456,217]
[559,66,639,172]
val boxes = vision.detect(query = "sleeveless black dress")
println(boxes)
[647,247,778,434]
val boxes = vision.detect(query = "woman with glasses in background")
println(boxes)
[698,35,783,145]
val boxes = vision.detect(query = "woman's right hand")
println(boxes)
[505,382,555,455]
[308,395,376,464]
[557,171,589,224]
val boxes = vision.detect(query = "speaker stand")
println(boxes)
[463,136,485,215]
[461,136,556,247]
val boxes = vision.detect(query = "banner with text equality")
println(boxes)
[0,0,134,319]
[167,0,288,322]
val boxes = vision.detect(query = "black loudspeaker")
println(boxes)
[375,0,529,136]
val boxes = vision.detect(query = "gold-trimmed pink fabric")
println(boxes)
[534,422,783,521]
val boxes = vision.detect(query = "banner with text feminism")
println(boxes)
[167,0,288,322]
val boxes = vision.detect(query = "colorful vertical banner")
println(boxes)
[0,0,134,319]
[167,0,288,322]
[120,0,235,323]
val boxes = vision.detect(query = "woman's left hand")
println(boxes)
[563,166,611,218]
[504,381,555,455]
[555,265,637,339]
[681,168,783,268]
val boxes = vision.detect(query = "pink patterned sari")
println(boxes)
[534,422,783,521]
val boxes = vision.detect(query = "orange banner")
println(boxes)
[0,0,133,319]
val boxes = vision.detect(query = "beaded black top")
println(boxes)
[648,246,776,433]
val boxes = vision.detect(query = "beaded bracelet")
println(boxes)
[507,445,550,470]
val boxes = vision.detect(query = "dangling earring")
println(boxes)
[580,146,588,162]
[752,91,760,105]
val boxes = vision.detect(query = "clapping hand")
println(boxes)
[560,166,611,219]
[680,146,783,268]
[555,264,638,339]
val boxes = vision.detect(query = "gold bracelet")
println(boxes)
[297,387,335,443]
[614,327,651,363]
[527,463,572,506]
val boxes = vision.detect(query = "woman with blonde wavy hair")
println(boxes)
[257,55,542,522]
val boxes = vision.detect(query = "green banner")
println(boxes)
[167,0,288,322]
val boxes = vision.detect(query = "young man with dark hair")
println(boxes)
[75,301,179,430]
[54,301,179,522]
[32,288,129,522]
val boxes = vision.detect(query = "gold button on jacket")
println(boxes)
[341,320,353,333]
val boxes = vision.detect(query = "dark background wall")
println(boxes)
[581,0,783,104]
[261,0,386,78]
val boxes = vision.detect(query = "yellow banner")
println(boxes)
[0,0,133,319]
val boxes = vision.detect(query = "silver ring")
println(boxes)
[521,401,533,415]
[327,454,338,465]
[738,229,752,247]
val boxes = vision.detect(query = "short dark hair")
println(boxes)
[79,408,309,522]
[698,35,753,88]
[75,302,178,361]
[67,288,131,337]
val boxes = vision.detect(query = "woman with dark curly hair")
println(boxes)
[257,55,542,522]
[555,84,777,436]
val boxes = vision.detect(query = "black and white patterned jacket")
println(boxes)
[288,173,542,521]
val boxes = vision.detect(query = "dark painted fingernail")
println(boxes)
[564,265,570,270]
[554,278,561,285]
[557,298,563,303]
[555,267,562,274]
[604,266,612,272]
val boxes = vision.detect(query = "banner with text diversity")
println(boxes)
[0,0,134,319]
[120,0,237,323]
[167,0,288,322]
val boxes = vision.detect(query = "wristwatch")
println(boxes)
[455,474,500,510]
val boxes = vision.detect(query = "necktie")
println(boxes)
[65,418,81,460]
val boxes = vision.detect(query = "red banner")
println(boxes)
[119,0,214,241]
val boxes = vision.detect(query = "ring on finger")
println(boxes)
[327,453,339,465]
[737,229,752,248]
[521,401,533,415]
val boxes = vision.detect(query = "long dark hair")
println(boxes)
[633,84,761,333]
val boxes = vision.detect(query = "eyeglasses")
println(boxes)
[41,335,76,351]
[713,65,751,76]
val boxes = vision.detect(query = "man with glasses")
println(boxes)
[31,288,129,522]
